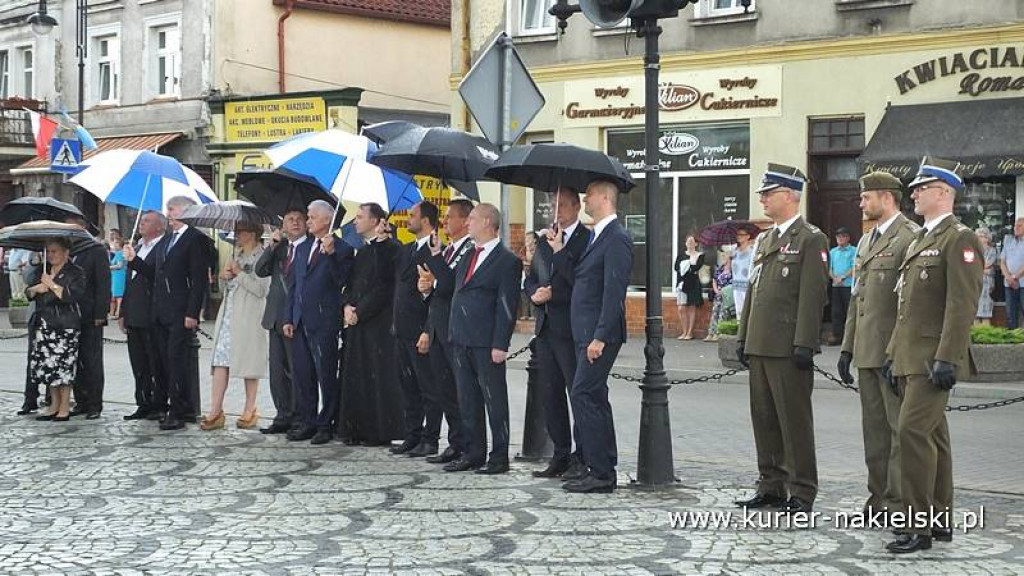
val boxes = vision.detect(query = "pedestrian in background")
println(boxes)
[704,249,733,342]
[27,237,86,422]
[674,234,704,341]
[828,227,856,345]
[975,228,998,324]
[201,222,271,431]
[109,237,126,319]
[999,218,1024,329]
[732,228,755,314]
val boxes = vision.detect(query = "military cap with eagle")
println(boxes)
[756,163,807,194]
[908,155,964,193]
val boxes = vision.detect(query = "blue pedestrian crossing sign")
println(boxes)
[50,138,82,175]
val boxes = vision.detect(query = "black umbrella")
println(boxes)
[178,200,277,232]
[0,220,103,256]
[484,143,636,194]
[234,171,336,219]
[371,126,500,185]
[0,197,87,227]
[362,120,421,145]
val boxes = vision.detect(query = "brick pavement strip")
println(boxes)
[1,393,1023,575]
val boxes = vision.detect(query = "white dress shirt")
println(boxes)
[592,214,618,241]
[923,213,953,235]
[470,237,501,271]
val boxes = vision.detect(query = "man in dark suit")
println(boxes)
[255,208,309,434]
[126,196,211,431]
[525,188,590,479]
[120,211,168,420]
[283,200,355,445]
[390,201,442,457]
[65,215,112,419]
[556,179,633,493]
[418,199,475,464]
[444,203,522,474]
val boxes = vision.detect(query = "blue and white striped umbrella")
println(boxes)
[70,149,217,212]
[266,129,422,213]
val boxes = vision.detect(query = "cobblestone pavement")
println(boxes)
[2,394,1023,575]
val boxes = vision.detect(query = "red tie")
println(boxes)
[464,246,485,283]
[443,244,455,264]
[308,239,321,266]
[284,243,295,274]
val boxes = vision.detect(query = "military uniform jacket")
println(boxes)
[885,215,983,379]
[738,216,829,357]
[841,214,921,368]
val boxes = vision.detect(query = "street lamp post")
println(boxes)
[28,0,89,125]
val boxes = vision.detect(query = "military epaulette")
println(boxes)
[954,223,971,233]
[903,220,922,233]
[805,223,822,234]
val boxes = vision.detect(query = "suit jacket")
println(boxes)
[131,227,211,326]
[285,237,355,334]
[841,214,920,368]
[526,224,589,339]
[121,238,162,328]
[424,237,475,344]
[570,219,632,346]
[71,242,112,326]
[392,240,432,341]
[738,217,829,357]
[885,216,983,379]
[255,235,311,331]
[449,241,522,351]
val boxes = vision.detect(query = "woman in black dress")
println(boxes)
[674,234,705,340]
[27,237,87,421]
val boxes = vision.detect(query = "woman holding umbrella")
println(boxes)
[27,237,87,422]
[200,222,271,431]
[674,234,705,340]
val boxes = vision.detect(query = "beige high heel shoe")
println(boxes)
[236,410,260,430]
[200,412,225,431]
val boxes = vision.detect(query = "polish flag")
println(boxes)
[27,109,59,159]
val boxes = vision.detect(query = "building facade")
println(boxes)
[452,0,1024,332]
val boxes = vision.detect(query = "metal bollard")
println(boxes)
[186,332,202,420]
[515,339,553,461]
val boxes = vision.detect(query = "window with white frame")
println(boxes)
[695,0,755,18]
[0,51,9,99]
[95,34,120,103]
[514,0,556,36]
[152,24,181,97]
[19,47,33,99]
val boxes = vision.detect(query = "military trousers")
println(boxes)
[858,367,902,512]
[897,374,953,536]
[748,356,818,503]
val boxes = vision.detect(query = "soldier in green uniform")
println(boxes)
[735,163,829,514]
[838,172,920,520]
[885,157,983,554]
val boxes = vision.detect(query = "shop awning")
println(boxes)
[11,132,183,175]
[858,98,1024,180]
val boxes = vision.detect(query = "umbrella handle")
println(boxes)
[130,173,153,245]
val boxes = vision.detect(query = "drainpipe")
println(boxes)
[461,0,472,129]
[277,0,296,94]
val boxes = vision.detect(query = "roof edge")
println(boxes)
[274,0,450,28]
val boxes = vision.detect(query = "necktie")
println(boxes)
[308,239,321,265]
[464,246,485,283]
[165,232,180,256]
[587,229,596,247]
[443,244,455,264]
[284,243,295,274]
[869,228,881,248]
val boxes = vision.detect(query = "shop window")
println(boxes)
[620,176,674,290]
[953,178,1017,303]
[809,117,865,153]
[513,0,556,36]
[695,0,755,18]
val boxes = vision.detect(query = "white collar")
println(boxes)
[562,220,580,239]
[478,237,500,252]
[141,236,162,249]
[774,214,801,237]
[171,224,189,236]
[876,212,901,235]
[924,213,953,234]
[593,213,617,240]
[415,235,431,250]
[449,234,470,251]
[288,235,308,248]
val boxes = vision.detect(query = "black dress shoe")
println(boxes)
[85,412,101,420]
[560,459,588,482]
[69,408,86,418]
[17,405,39,416]
[406,442,439,458]
[159,417,185,431]
[932,528,953,542]
[183,415,198,424]
[475,461,510,475]
[390,439,419,455]
[443,458,484,472]
[886,533,932,553]
[778,497,814,514]
[533,458,571,478]
[35,413,56,421]
[288,427,317,442]
[123,408,149,421]
[260,423,291,435]
[145,410,167,421]
[426,447,461,464]
[563,475,617,493]
[310,430,332,445]
[53,415,70,422]
[734,492,788,509]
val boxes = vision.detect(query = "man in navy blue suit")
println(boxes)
[283,200,355,445]
[444,204,522,474]
[552,179,633,493]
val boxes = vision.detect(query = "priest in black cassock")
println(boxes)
[338,203,404,445]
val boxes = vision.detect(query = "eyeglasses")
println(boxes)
[913,185,945,194]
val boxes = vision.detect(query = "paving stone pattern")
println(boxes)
[1,393,1022,575]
